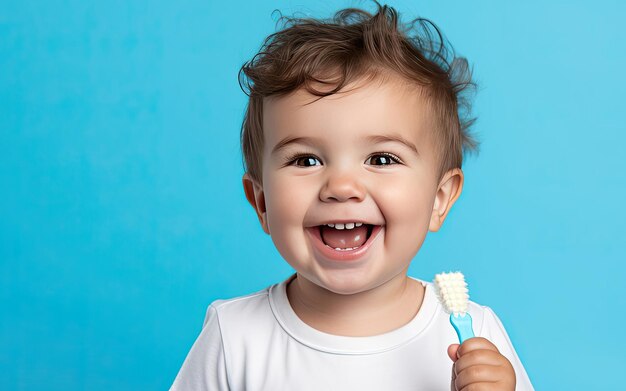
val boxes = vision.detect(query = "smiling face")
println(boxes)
[243,74,463,296]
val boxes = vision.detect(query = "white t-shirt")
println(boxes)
[170,274,534,390]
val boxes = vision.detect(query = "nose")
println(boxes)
[319,170,366,203]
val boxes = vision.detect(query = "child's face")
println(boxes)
[243,75,463,295]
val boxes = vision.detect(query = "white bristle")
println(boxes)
[434,271,469,316]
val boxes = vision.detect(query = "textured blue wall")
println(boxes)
[1,1,624,389]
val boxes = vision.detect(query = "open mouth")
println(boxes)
[306,223,384,262]
[317,223,375,251]
[318,223,374,251]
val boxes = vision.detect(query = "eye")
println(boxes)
[366,153,401,166]
[286,154,322,167]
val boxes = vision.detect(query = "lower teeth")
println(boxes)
[326,245,359,251]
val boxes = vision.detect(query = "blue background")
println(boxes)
[1,0,624,389]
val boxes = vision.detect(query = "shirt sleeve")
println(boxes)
[479,306,534,391]
[170,304,230,391]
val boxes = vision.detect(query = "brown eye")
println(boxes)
[366,153,400,166]
[293,156,321,167]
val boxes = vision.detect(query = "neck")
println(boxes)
[286,272,425,337]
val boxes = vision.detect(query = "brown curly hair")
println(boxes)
[239,1,479,184]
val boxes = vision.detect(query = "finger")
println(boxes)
[459,382,502,391]
[454,364,505,390]
[454,349,509,375]
[457,337,500,358]
[448,344,460,362]
[450,362,456,391]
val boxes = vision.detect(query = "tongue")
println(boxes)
[320,225,368,249]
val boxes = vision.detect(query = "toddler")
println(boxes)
[171,3,533,390]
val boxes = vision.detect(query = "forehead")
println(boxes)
[262,76,435,153]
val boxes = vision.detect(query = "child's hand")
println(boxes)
[447,337,516,391]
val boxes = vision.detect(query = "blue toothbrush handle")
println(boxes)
[450,313,474,344]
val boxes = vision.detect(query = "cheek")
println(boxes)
[375,174,435,251]
[263,175,313,232]
[262,176,317,268]
[376,174,435,219]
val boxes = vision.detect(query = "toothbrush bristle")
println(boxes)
[434,271,469,316]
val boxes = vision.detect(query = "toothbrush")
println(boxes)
[434,271,475,343]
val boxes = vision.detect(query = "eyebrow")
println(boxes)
[271,134,420,156]
[271,136,322,155]
[364,134,420,156]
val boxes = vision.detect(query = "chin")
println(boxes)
[314,269,380,295]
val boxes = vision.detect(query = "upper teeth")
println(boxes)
[326,222,363,230]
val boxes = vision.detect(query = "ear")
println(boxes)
[429,168,464,232]
[242,173,270,235]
